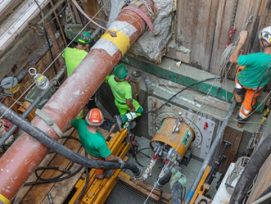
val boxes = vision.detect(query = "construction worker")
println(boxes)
[229,27,271,128]
[62,31,96,118]
[62,31,92,76]
[71,108,124,179]
[105,65,143,130]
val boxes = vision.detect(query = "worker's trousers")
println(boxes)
[89,154,105,178]
[114,99,143,122]
[235,66,263,123]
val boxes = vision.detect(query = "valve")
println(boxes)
[204,122,209,130]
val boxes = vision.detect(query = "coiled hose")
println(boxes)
[229,132,271,204]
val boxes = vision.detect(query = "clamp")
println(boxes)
[35,109,63,138]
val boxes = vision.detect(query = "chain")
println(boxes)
[230,0,240,43]
[139,0,154,19]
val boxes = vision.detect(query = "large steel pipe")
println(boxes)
[0,1,154,202]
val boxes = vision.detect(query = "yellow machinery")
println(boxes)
[141,117,195,184]
[150,117,194,161]
[69,129,130,204]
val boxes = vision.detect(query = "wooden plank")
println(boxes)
[40,148,86,204]
[21,130,82,204]
[210,0,262,77]
[13,128,75,204]
[136,181,171,201]
[118,173,161,202]
[194,95,230,112]
[246,154,271,203]
[217,127,243,174]
[176,0,219,71]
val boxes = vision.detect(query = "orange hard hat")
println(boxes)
[85,108,104,126]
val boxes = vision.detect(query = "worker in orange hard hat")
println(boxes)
[229,26,271,128]
[71,108,124,179]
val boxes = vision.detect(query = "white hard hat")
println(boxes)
[259,26,271,44]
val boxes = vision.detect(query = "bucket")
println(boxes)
[1,76,20,94]
[64,24,84,41]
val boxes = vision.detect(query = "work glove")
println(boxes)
[169,166,186,190]
[118,157,125,168]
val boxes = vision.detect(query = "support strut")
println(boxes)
[0,0,154,202]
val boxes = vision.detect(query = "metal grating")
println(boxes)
[105,180,166,204]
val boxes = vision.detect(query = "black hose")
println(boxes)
[143,77,219,114]
[134,147,151,167]
[171,181,184,204]
[0,103,142,178]
[229,132,271,204]
[157,170,172,186]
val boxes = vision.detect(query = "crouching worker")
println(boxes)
[71,108,124,179]
[105,65,143,130]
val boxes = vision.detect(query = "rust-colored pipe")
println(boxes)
[0,0,154,201]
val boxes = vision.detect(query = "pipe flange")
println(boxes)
[181,117,202,147]
[155,112,175,127]
[155,112,202,147]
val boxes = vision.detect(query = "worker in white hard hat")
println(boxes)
[229,26,271,128]
[71,108,124,179]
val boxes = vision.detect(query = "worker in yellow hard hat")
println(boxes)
[71,108,124,179]
[230,26,271,128]
[62,31,96,119]
[105,65,143,130]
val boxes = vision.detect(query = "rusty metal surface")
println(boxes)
[0,1,155,200]
[150,118,194,161]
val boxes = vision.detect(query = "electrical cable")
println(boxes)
[24,136,85,186]
[134,147,151,167]
[33,0,58,75]
[143,77,219,114]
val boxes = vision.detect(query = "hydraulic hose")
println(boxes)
[171,181,184,204]
[229,132,271,204]
[0,103,142,177]
[158,171,172,186]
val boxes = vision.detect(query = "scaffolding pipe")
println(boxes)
[0,0,154,202]
[184,100,237,204]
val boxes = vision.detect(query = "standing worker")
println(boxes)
[229,27,271,128]
[62,31,96,118]
[71,108,124,179]
[105,65,143,130]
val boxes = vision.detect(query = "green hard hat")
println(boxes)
[114,65,128,79]
[77,31,92,44]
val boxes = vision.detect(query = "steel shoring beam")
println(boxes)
[0,1,154,202]
[184,100,237,204]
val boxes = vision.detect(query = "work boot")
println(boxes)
[114,115,123,131]
[233,90,243,103]
[237,122,245,128]
[96,170,114,179]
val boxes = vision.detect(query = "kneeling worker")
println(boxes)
[72,108,124,179]
[105,65,143,130]
[229,27,271,128]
